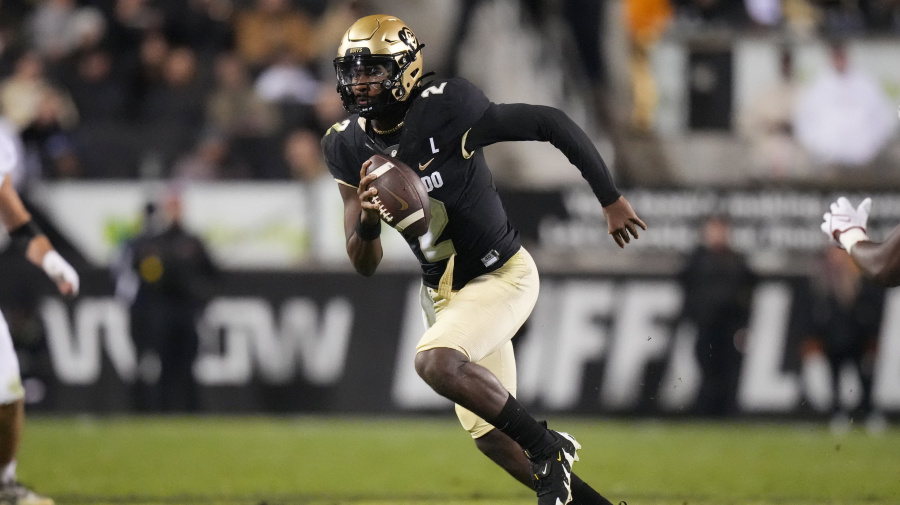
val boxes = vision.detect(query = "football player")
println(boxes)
[1,116,79,505]
[822,196,900,287]
[322,15,643,505]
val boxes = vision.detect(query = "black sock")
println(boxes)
[486,394,556,458]
[570,473,615,505]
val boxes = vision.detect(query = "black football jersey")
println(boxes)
[322,77,521,290]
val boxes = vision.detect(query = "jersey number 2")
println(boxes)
[419,198,454,262]
[420,83,447,98]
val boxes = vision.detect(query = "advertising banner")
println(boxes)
[29,182,900,271]
[9,268,899,418]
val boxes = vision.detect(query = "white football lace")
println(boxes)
[371,196,393,223]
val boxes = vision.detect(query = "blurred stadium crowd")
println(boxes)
[1,0,899,189]
[0,0,363,184]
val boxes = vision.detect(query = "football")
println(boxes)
[365,154,431,237]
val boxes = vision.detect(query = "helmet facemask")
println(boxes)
[334,54,405,118]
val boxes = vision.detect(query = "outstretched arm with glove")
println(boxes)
[0,174,79,296]
[822,196,900,287]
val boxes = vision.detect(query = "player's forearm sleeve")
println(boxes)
[465,103,621,206]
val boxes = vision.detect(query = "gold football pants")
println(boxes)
[417,247,539,438]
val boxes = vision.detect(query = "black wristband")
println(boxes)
[8,219,42,255]
[355,218,381,241]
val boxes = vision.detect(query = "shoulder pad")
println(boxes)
[402,78,490,149]
[321,116,369,186]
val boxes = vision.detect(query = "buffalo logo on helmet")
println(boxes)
[398,27,418,51]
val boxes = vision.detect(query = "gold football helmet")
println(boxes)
[333,15,425,118]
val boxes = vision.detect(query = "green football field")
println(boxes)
[18,415,900,505]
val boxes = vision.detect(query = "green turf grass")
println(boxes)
[18,416,900,505]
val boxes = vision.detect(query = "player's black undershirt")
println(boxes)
[465,103,621,207]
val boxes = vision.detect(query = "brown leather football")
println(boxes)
[365,154,431,237]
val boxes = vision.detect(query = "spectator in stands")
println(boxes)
[234,0,316,71]
[744,0,782,27]
[782,0,822,37]
[27,0,83,61]
[20,88,82,180]
[793,41,896,175]
[103,0,164,66]
[111,0,164,34]
[205,50,288,178]
[625,0,673,133]
[737,47,811,182]
[102,0,163,103]
[679,214,757,417]
[140,46,204,128]
[0,52,77,132]
[172,130,250,180]
[64,48,128,124]
[124,30,169,119]
[69,6,107,52]
[804,246,887,434]
[27,0,107,97]
[45,6,108,90]
[139,46,206,167]
[0,52,79,182]
[207,52,280,139]
[254,48,322,134]
[157,0,235,61]
[254,48,321,106]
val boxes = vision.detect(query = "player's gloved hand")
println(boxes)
[821,196,871,253]
[42,250,79,296]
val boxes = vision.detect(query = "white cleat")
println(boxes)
[0,482,54,505]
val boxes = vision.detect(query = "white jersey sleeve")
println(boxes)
[0,119,24,187]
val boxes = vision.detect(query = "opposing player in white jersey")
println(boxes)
[0,116,79,505]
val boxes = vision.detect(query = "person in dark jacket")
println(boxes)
[806,246,886,433]
[680,214,757,417]
[114,190,217,412]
